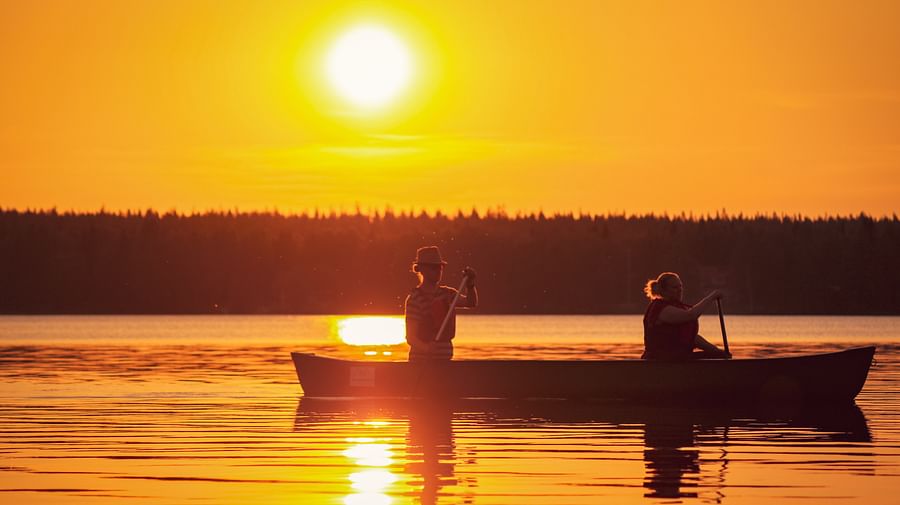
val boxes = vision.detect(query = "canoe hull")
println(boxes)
[290,346,875,404]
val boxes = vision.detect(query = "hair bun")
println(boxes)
[643,279,658,300]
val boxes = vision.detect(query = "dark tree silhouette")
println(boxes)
[1,209,897,314]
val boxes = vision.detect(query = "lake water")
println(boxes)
[1,315,898,504]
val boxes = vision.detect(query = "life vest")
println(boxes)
[406,286,457,343]
[642,299,698,359]
[405,286,456,361]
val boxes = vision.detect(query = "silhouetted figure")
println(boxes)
[642,272,730,360]
[405,402,457,505]
[405,246,477,361]
[643,420,701,498]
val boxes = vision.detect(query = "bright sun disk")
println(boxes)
[337,316,406,346]
[326,25,412,108]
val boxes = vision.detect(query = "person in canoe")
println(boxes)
[405,246,477,361]
[642,272,731,360]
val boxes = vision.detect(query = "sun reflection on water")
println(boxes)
[344,492,393,505]
[344,443,393,466]
[343,426,400,505]
[337,316,406,346]
[349,468,398,491]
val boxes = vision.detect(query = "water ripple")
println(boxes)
[1,316,899,503]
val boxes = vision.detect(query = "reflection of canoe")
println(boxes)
[293,398,872,443]
[293,397,874,501]
[290,346,875,404]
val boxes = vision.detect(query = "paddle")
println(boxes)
[716,298,730,357]
[434,273,471,342]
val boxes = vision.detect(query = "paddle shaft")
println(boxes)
[716,299,730,355]
[434,275,469,342]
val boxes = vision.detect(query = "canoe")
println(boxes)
[290,346,875,404]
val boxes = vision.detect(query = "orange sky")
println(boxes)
[1,0,898,216]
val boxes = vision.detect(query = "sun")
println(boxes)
[337,316,406,346]
[325,25,413,109]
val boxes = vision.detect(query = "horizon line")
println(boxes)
[3,206,898,222]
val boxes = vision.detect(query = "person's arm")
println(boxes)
[404,295,426,345]
[458,267,478,308]
[695,334,731,358]
[658,289,722,324]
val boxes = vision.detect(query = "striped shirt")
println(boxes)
[404,286,459,361]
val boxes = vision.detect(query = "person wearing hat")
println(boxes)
[405,246,477,361]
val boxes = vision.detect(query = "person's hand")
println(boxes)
[709,289,723,300]
[463,266,477,288]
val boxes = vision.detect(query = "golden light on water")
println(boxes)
[344,437,399,505]
[338,317,406,346]
[344,443,393,467]
[357,420,391,427]
[344,492,393,505]
[349,469,398,491]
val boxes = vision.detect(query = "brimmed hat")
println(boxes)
[413,246,447,265]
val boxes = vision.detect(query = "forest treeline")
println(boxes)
[1,208,898,315]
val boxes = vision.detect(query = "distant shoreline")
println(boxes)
[2,209,898,315]
[4,207,898,221]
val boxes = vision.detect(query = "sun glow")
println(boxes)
[326,25,413,108]
[338,317,406,346]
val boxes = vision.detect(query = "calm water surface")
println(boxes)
[1,315,899,504]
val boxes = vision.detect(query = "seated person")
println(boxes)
[404,246,477,361]
[642,272,730,360]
